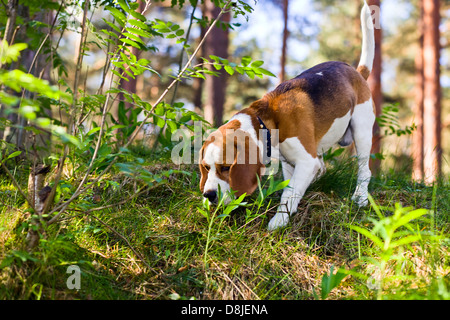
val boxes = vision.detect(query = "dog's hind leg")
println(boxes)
[350,98,375,207]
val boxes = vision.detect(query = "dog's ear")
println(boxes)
[229,134,264,197]
[229,162,263,197]
[199,145,208,193]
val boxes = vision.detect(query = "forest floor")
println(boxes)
[0,152,449,300]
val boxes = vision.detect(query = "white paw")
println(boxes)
[267,212,290,231]
[352,192,368,207]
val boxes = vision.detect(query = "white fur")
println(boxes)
[317,110,352,155]
[350,98,375,207]
[358,1,375,72]
[202,143,231,201]
[268,137,321,231]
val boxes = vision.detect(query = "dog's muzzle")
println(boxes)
[203,190,217,202]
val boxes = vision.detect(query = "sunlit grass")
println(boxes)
[0,154,449,300]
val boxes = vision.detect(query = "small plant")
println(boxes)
[349,194,445,299]
[245,175,289,224]
[376,103,416,137]
[198,188,247,269]
[314,265,347,300]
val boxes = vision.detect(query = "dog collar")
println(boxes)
[257,116,271,164]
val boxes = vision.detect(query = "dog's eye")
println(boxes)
[221,166,230,172]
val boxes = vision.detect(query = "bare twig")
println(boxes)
[27,0,65,75]
[170,2,198,106]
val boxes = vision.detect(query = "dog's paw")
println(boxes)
[351,193,368,207]
[267,212,289,231]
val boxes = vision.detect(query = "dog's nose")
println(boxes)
[203,190,217,202]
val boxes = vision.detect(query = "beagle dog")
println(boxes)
[199,2,375,230]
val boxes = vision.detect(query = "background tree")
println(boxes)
[422,0,442,183]
[413,0,425,181]
[279,0,289,82]
[367,0,382,174]
[202,0,230,127]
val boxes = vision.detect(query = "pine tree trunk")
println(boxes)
[367,0,382,174]
[412,1,424,181]
[279,0,289,83]
[422,0,442,183]
[203,1,230,127]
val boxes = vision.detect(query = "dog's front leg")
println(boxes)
[268,157,321,231]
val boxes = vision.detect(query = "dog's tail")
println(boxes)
[357,1,375,80]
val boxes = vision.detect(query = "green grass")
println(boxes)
[0,154,449,300]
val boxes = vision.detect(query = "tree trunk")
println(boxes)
[3,0,18,45]
[203,1,230,127]
[422,0,441,183]
[412,0,424,181]
[367,0,382,175]
[279,0,289,83]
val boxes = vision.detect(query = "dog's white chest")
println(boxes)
[317,111,351,155]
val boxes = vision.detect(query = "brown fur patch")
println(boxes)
[356,65,371,80]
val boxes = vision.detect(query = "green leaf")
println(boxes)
[241,56,252,67]
[120,38,141,49]
[86,127,101,136]
[128,19,149,30]
[107,6,127,26]
[102,19,122,33]
[272,179,290,193]
[129,10,146,21]
[256,67,276,77]
[394,208,428,230]
[224,65,234,75]
[321,266,347,300]
[126,26,153,38]
[390,235,423,248]
[250,60,264,68]
[0,41,28,65]
[122,32,144,44]
[350,225,384,249]
[6,150,22,160]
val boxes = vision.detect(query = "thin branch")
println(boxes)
[170,2,198,106]
[27,0,65,75]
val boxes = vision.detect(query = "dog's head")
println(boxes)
[199,121,265,203]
